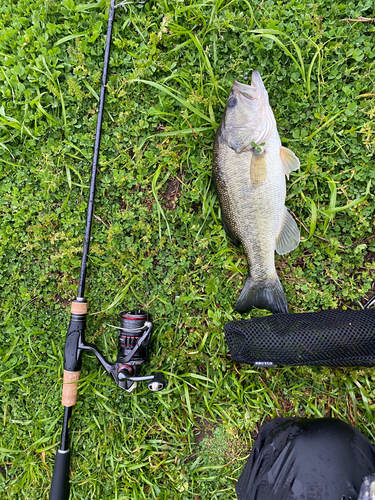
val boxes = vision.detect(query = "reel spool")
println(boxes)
[117,310,164,392]
[117,310,151,372]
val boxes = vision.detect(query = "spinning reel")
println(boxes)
[77,308,165,393]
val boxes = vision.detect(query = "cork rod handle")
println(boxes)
[71,302,88,314]
[62,370,81,407]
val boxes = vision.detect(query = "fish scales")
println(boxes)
[212,71,300,314]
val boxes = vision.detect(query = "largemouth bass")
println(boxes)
[212,70,300,314]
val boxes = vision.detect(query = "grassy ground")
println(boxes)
[1,0,375,498]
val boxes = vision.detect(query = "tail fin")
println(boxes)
[235,276,288,314]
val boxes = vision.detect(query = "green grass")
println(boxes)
[1,0,375,498]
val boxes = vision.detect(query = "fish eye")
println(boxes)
[227,97,237,108]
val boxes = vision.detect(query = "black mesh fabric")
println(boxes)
[224,309,375,367]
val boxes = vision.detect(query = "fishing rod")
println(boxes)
[49,1,165,499]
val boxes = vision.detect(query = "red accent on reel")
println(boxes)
[120,309,147,321]
[118,364,133,375]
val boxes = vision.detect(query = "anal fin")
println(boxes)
[276,209,300,255]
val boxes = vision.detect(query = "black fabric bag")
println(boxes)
[224,309,375,367]
[236,418,375,500]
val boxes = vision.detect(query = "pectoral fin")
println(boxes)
[276,209,300,255]
[280,146,300,179]
[250,151,267,188]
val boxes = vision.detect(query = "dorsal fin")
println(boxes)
[280,146,300,179]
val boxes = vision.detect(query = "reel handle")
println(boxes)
[148,372,166,391]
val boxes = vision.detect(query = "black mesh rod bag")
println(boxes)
[224,308,375,367]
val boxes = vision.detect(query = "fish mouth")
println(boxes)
[233,70,265,99]
[239,92,254,105]
[233,80,257,102]
[233,80,253,90]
